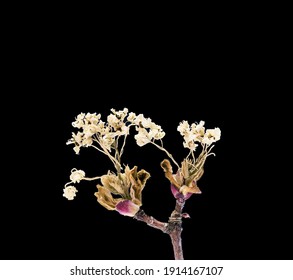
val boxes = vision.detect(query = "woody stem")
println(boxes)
[133,210,168,232]
[167,198,185,260]
[133,198,185,260]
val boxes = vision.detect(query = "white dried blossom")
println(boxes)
[183,141,198,151]
[107,114,119,128]
[99,134,115,151]
[134,129,152,146]
[63,186,78,200]
[127,112,136,122]
[177,121,190,136]
[133,114,166,146]
[67,132,84,154]
[116,124,129,136]
[85,113,101,125]
[195,120,205,132]
[95,121,109,136]
[141,117,153,128]
[202,127,221,146]
[83,124,98,138]
[183,131,197,143]
[70,169,85,183]
[72,113,86,128]
[110,108,128,119]
[132,114,145,125]
[66,132,83,146]
[82,136,93,147]
[213,127,221,140]
[106,112,129,136]
[182,132,198,151]
[153,130,165,140]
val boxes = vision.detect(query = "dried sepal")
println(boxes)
[161,159,180,188]
[129,167,150,206]
[94,186,123,210]
[182,157,205,187]
[180,181,201,196]
[101,172,125,195]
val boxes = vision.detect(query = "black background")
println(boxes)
[2,24,292,260]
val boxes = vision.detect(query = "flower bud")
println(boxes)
[116,200,140,217]
[170,184,193,200]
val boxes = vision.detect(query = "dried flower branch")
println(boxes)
[63,108,221,259]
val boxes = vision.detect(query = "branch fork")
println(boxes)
[134,198,187,260]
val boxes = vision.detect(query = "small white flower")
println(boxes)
[107,114,119,127]
[82,137,93,147]
[141,117,153,128]
[133,114,146,125]
[213,127,221,141]
[114,124,129,136]
[70,169,85,183]
[149,122,161,131]
[63,186,78,200]
[134,129,151,146]
[67,132,84,154]
[153,130,165,140]
[177,121,190,135]
[183,141,198,151]
[111,108,128,119]
[127,112,136,122]
[202,127,221,145]
[148,128,158,138]
[195,121,205,131]
[72,113,85,128]
[72,132,83,145]
[85,113,101,125]
[83,124,98,138]
[96,120,106,133]
[183,131,197,143]
[100,134,115,151]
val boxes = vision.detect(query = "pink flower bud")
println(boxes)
[170,184,193,200]
[116,200,140,217]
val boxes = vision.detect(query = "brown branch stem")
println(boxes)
[133,209,168,233]
[133,198,186,260]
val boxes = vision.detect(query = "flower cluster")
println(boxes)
[133,115,165,147]
[64,108,221,218]
[66,109,165,168]
[177,120,221,151]
[159,121,222,198]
